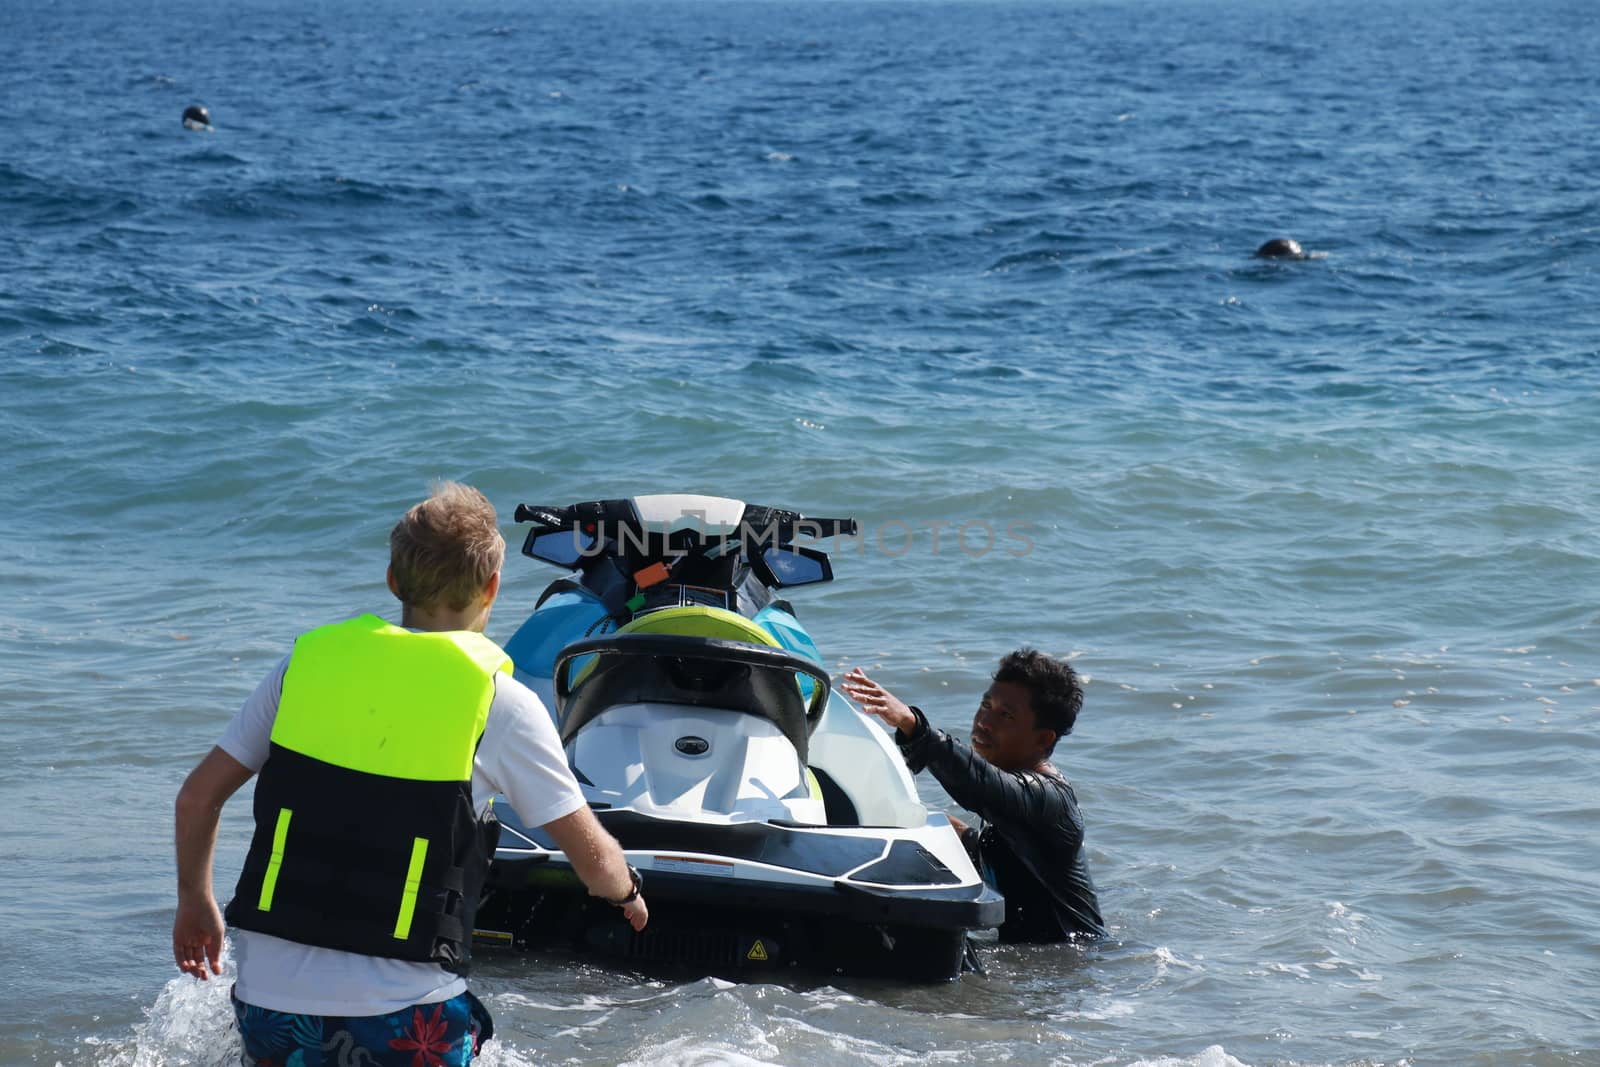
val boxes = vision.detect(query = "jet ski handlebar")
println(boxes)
[793,517,857,538]
[512,502,857,542]
[513,503,569,526]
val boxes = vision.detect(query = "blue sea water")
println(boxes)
[3,0,1599,1064]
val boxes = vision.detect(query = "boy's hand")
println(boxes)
[173,894,225,980]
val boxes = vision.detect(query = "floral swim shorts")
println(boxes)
[230,986,493,1067]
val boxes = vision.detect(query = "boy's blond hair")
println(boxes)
[389,482,505,611]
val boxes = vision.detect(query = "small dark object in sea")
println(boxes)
[182,105,211,130]
[1255,237,1306,259]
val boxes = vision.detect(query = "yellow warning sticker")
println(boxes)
[746,940,769,961]
[472,929,513,944]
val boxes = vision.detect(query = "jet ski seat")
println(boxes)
[621,608,861,823]
[615,605,783,647]
[557,607,825,763]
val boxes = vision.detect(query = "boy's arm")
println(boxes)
[540,806,648,932]
[173,746,254,979]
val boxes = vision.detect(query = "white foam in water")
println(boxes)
[1151,945,1202,973]
[81,973,237,1067]
[1126,1046,1253,1067]
[470,1039,542,1067]
[1075,998,1138,1021]
[618,1034,779,1067]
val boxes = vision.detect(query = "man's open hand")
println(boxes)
[841,669,917,735]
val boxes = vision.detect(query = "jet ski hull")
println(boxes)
[475,807,1003,981]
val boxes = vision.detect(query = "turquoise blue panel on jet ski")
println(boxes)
[503,589,611,678]
[754,605,823,703]
[752,606,822,664]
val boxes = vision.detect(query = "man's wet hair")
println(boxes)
[994,648,1083,749]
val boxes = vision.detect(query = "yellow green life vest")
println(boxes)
[225,614,510,972]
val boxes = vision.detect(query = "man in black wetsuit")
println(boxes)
[842,650,1106,942]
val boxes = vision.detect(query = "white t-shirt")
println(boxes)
[217,650,585,1016]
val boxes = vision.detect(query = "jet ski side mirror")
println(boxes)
[524,527,598,568]
[753,545,832,588]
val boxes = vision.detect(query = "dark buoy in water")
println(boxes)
[181,104,211,131]
[1255,237,1306,259]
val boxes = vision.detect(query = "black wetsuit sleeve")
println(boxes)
[895,706,1107,940]
[896,707,1081,846]
[957,823,982,865]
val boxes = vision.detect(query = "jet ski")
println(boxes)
[472,493,1003,981]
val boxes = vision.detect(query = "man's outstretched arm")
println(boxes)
[843,668,1077,839]
[541,806,649,932]
[173,746,253,979]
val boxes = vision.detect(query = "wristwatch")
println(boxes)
[609,864,642,906]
